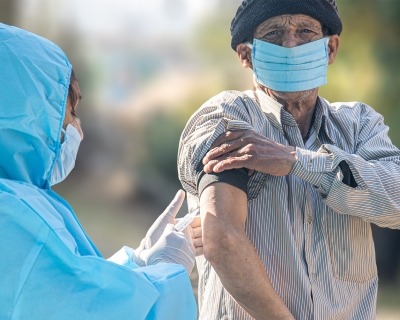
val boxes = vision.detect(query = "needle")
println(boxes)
[173,197,209,232]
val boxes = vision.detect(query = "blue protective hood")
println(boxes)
[0,23,71,188]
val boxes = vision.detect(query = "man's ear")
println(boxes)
[327,35,340,65]
[236,43,253,69]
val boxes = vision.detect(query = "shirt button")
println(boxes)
[307,215,313,224]
[310,273,317,281]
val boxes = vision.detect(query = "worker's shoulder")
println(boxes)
[0,179,56,218]
[0,180,52,240]
[0,178,36,197]
[322,98,382,121]
[0,179,69,241]
[0,179,50,216]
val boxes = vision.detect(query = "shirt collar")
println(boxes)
[316,97,336,145]
[255,89,284,131]
[255,88,334,144]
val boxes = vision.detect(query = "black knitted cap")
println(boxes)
[231,0,342,51]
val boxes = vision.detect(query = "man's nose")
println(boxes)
[281,31,301,48]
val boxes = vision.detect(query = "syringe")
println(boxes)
[173,208,200,232]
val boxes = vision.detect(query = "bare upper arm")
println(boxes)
[200,182,248,260]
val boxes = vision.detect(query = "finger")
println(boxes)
[213,155,253,173]
[163,189,185,218]
[204,159,220,174]
[191,226,202,238]
[190,216,201,228]
[204,150,243,173]
[203,139,246,164]
[164,223,176,233]
[195,246,204,256]
[193,237,203,247]
[210,130,246,150]
[180,226,196,254]
[181,224,193,239]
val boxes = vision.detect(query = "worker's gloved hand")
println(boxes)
[144,190,185,248]
[140,224,195,274]
[133,190,186,267]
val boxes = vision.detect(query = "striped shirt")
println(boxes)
[178,89,400,320]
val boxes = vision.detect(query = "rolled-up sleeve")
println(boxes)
[178,91,265,199]
[290,105,400,229]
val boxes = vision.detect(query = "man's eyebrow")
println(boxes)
[267,22,283,29]
[254,22,283,37]
[256,20,322,32]
[257,21,283,31]
[296,21,322,29]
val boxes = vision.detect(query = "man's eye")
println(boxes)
[266,31,279,36]
[302,29,313,34]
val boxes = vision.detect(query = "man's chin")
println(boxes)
[269,88,317,101]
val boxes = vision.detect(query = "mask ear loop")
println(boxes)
[245,41,253,49]
[325,36,330,44]
[69,118,83,141]
[60,119,75,144]
[60,127,67,144]
[324,36,331,59]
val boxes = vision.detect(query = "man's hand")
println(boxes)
[203,130,296,176]
[190,216,203,256]
[174,216,203,256]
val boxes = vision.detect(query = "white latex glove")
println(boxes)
[140,224,195,274]
[134,190,186,266]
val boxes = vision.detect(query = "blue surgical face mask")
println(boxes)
[247,37,330,92]
[50,123,81,186]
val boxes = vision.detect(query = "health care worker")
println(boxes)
[0,24,198,319]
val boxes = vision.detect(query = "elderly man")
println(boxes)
[178,0,400,319]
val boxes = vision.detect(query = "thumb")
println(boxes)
[182,225,195,253]
[162,189,185,220]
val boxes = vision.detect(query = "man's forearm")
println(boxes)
[292,145,400,229]
[207,228,293,319]
[201,184,294,320]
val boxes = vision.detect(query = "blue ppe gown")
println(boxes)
[0,23,197,320]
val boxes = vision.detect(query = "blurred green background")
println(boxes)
[1,0,399,318]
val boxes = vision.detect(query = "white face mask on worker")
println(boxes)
[49,123,81,186]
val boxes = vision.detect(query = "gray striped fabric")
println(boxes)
[178,89,400,319]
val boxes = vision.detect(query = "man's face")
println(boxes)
[237,14,339,101]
